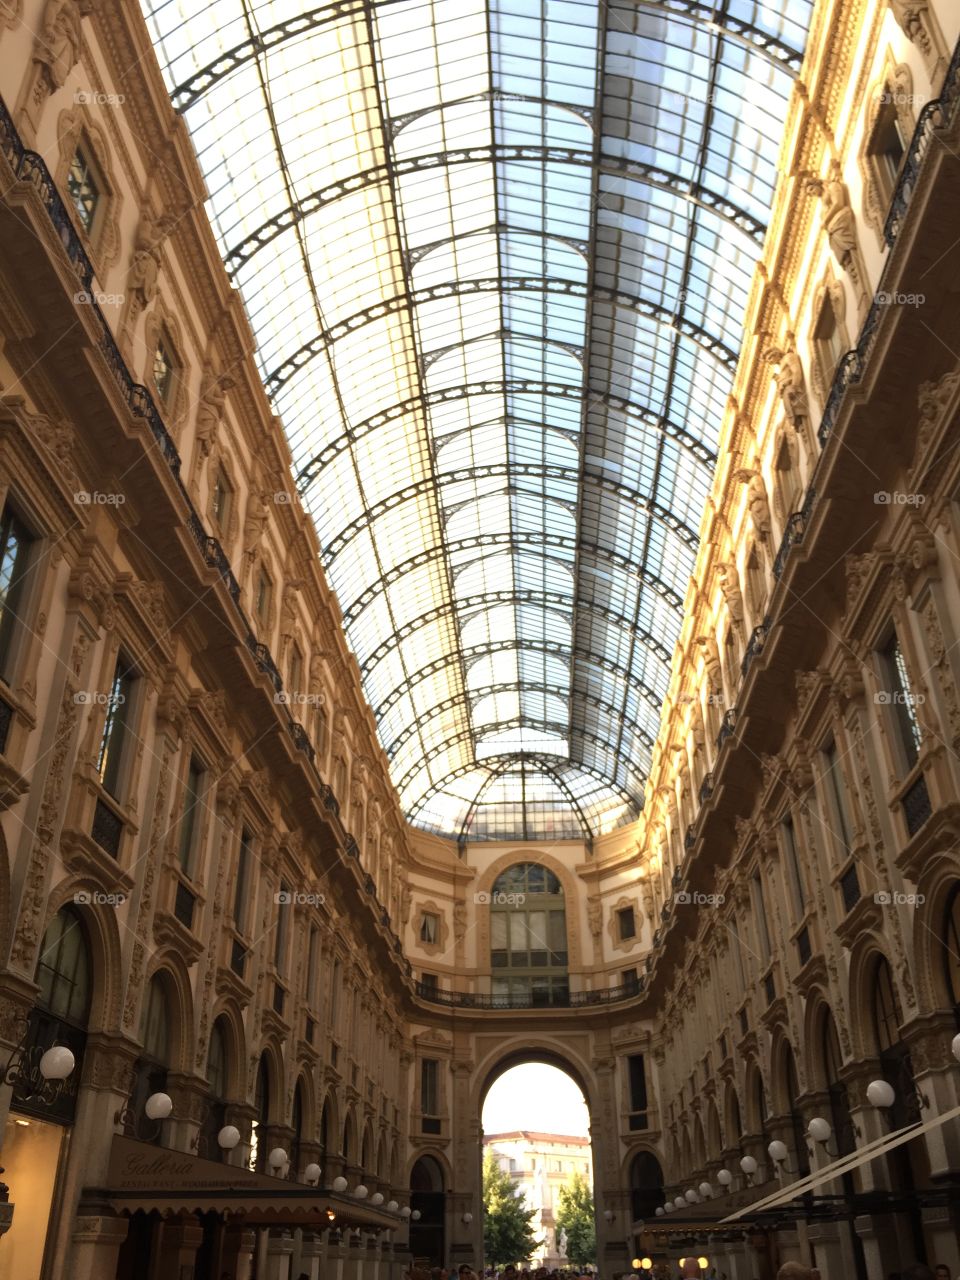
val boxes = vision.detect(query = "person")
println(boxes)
[934,1267,951,1280]
[775,1265,821,1280]
[901,1268,935,1280]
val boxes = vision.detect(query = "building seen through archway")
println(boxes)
[2,0,960,1277]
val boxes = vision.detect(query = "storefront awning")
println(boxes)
[91,1136,402,1229]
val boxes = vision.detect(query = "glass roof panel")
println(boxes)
[142,0,812,840]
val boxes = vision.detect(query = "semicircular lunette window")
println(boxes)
[142,0,813,842]
[490,862,567,1006]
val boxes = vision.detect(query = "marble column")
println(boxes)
[66,1207,130,1280]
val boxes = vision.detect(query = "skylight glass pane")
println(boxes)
[141,0,811,839]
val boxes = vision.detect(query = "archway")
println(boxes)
[410,1154,446,1266]
[481,1059,594,1270]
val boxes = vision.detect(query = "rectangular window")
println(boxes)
[307,925,319,1006]
[618,906,636,940]
[255,570,271,625]
[730,920,746,992]
[880,631,921,771]
[330,959,341,1031]
[178,756,204,874]
[234,829,251,933]
[419,911,439,944]
[870,99,906,198]
[275,881,290,972]
[67,147,99,232]
[420,972,438,993]
[628,1054,647,1113]
[782,816,806,917]
[751,871,771,961]
[211,468,231,529]
[97,656,135,798]
[0,505,35,681]
[622,967,638,988]
[421,1059,439,1115]
[289,644,303,699]
[821,740,853,852]
[153,337,174,404]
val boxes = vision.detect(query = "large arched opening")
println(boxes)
[480,1057,594,1270]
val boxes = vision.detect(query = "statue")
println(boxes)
[194,368,234,458]
[736,469,771,542]
[717,561,743,624]
[128,210,175,308]
[35,0,92,91]
[587,900,602,938]
[243,490,270,563]
[279,580,304,641]
[765,340,808,432]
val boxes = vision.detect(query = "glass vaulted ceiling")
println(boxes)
[143,0,812,842]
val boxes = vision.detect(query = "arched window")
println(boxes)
[128,974,171,1142]
[490,863,567,1007]
[410,1156,446,1267]
[821,1007,854,1156]
[872,956,903,1053]
[199,1018,229,1161]
[20,907,92,1123]
[35,906,92,1025]
[943,885,960,1022]
[250,1055,271,1172]
[291,1081,304,1176]
[319,1099,330,1178]
[782,1044,810,1176]
[629,1151,664,1221]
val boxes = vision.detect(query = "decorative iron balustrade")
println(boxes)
[413,976,644,1010]
[885,35,960,246]
[717,707,737,749]
[741,620,770,678]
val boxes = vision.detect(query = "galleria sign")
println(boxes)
[107,1135,279,1192]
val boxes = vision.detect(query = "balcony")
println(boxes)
[413,975,644,1010]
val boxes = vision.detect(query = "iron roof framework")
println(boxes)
[143,0,812,841]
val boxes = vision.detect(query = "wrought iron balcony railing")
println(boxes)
[413,975,644,1009]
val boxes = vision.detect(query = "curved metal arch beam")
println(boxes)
[392,717,647,797]
[294,379,716,492]
[463,757,599,839]
[358,591,674,678]
[404,751,641,827]
[384,680,657,767]
[406,223,589,272]
[223,146,766,275]
[320,462,699,563]
[459,753,597,841]
[342,531,685,628]
[420,326,584,376]
[168,0,804,114]
[372,635,667,727]
[266,275,735,394]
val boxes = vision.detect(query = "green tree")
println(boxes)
[482,1151,541,1266]
[555,1171,596,1267]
